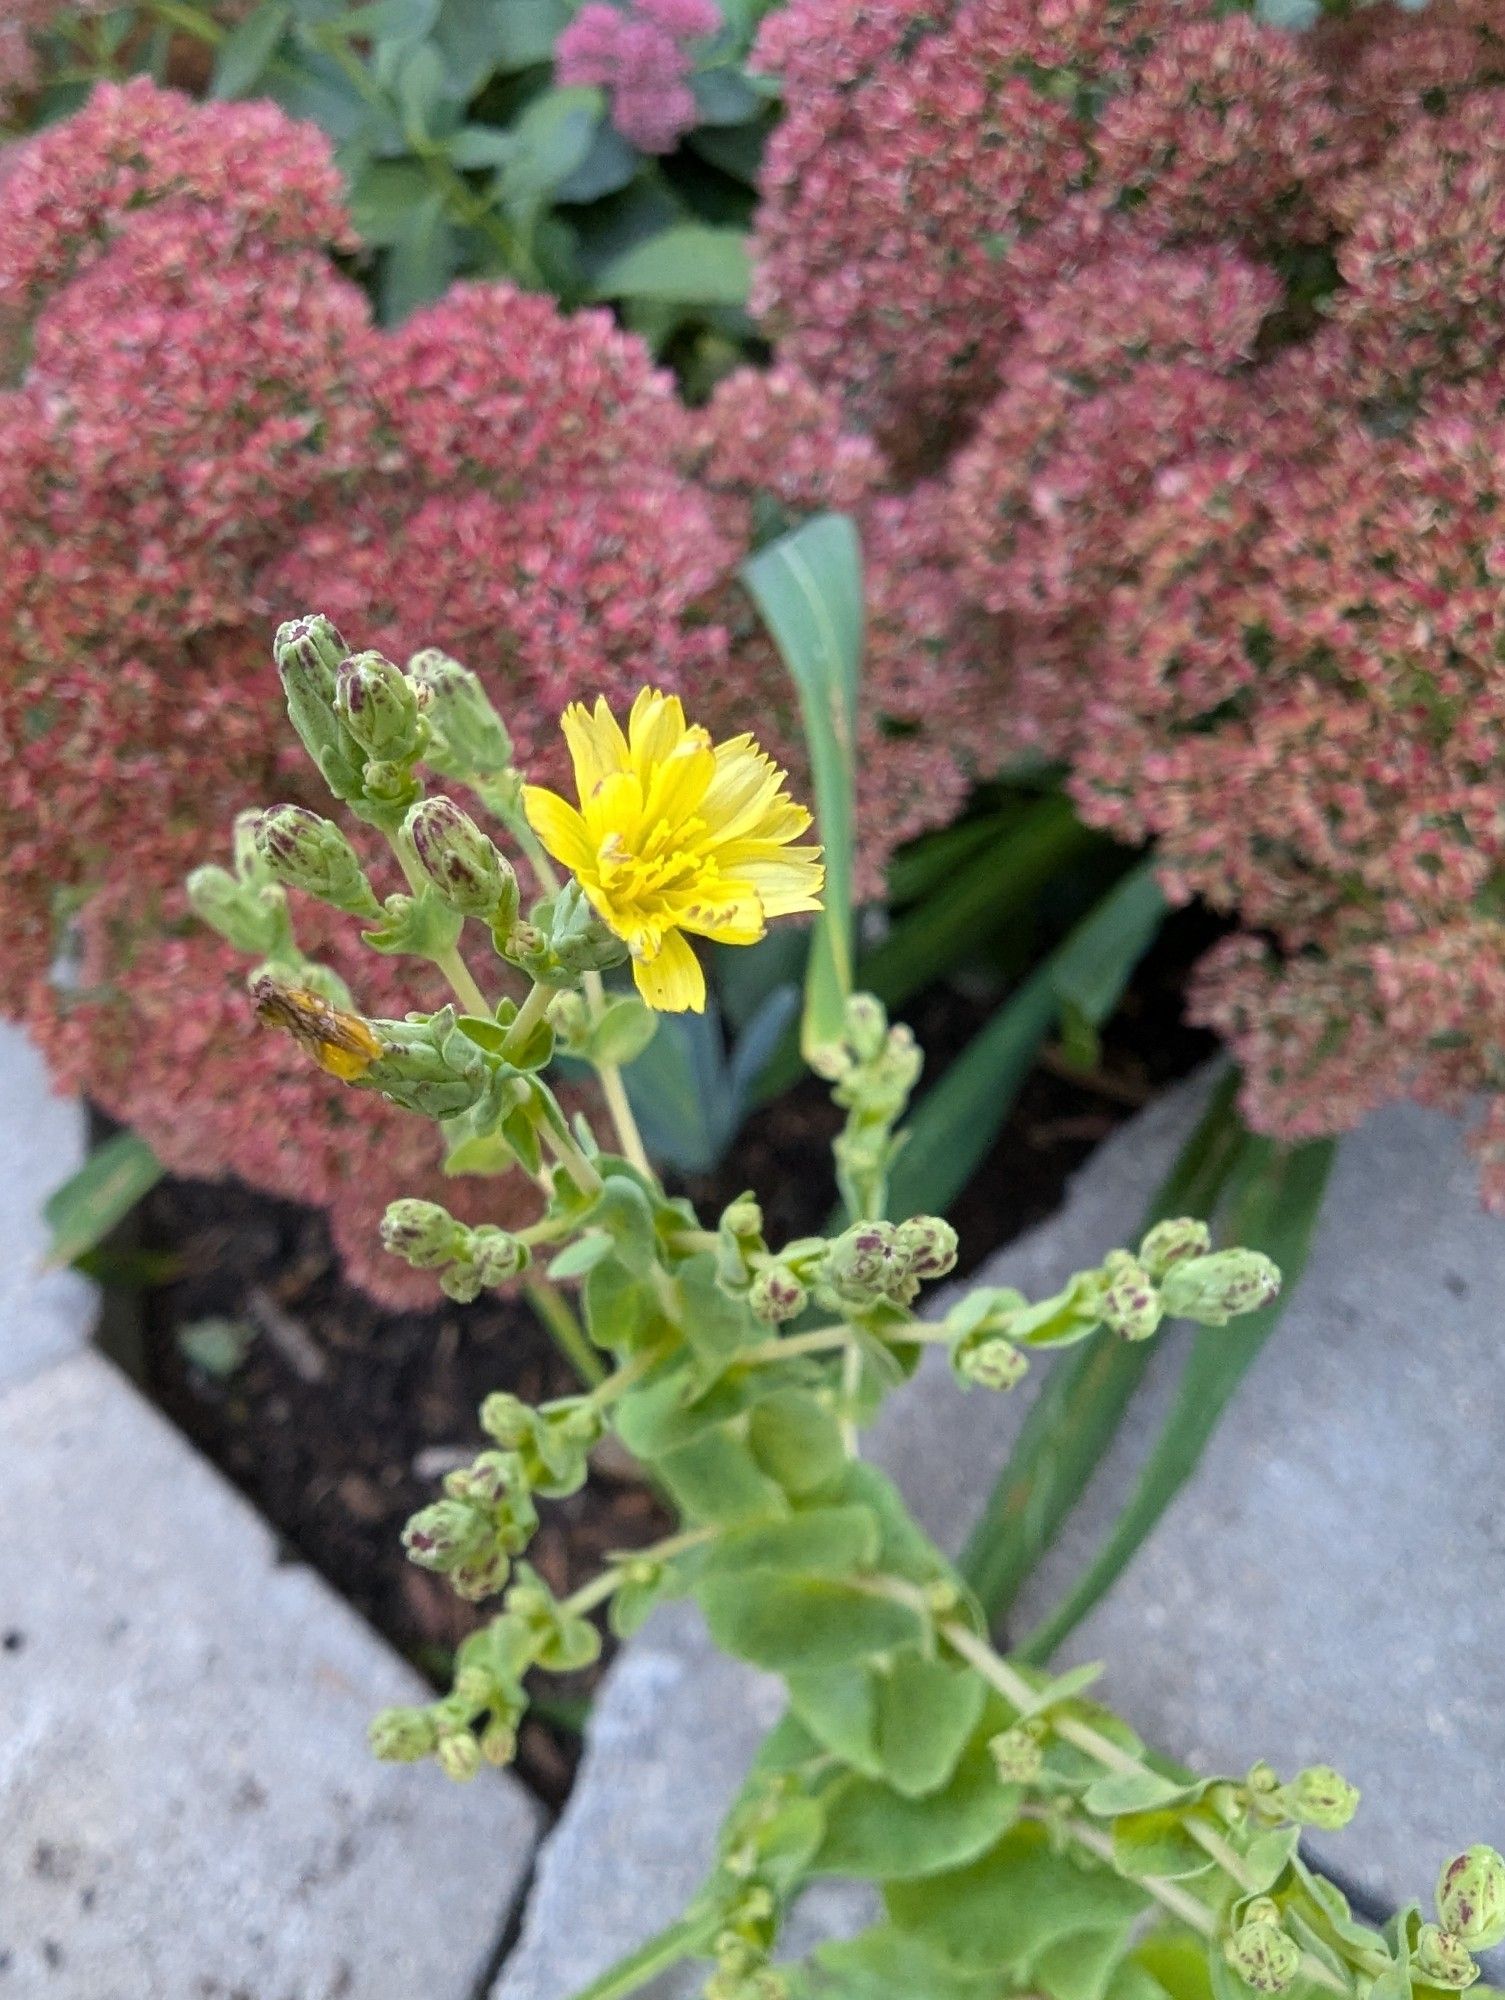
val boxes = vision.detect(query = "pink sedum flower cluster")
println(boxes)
[0,78,980,1299]
[750,0,1505,1206]
[556,0,722,153]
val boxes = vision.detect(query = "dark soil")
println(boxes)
[128,902,1219,1805]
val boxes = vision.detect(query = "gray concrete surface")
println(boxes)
[0,1348,543,1999]
[0,1022,94,1391]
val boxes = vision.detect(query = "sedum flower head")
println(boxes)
[523,689,823,1012]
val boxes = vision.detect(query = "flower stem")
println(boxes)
[502,979,555,1062]
[560,1916,717,2000]
[522,1276,605,1390]
[937,1619,1356,1993]
[560,1525,717,1620]
[583,970,653,1178]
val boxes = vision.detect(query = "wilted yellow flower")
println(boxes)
[251,974,383,1081]
[523,689,825,1012]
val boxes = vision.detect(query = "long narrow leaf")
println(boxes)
[862,796,1098,1013]
[42,1131,164,1271]
[1015,1130,1337,1662]
[882,859,1168,1224]
[741,515,862,1065]
[959,1068,1248,1623]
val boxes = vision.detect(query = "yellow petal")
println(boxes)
[562,697,629,802]
[632,928,706,1012]
[522,784,595,875]
[627,687,690,776]
[728,851,826,916]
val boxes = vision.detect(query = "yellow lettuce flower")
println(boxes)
[523,689,825,1012]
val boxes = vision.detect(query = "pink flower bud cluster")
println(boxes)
[555,0,722,154]
[749,0,1505,1203]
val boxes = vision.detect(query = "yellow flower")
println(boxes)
[523,689,825,1013]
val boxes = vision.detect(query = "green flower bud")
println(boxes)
[368,1705,438,1762]
[895,1215,960,1282]
[546,990,593,1054]
[1437,1848,1505,1952]
[274,616,368,803]
[186,863,289,957]
[254,805,382,916]
[1226,1916,1301,1994]
[748,1266,808,1325]
[843,993,889,1064]
[335,651,426,762]
[1160,1248,1281,1326]
[449,1549,515,1603]
[275,613,348,690]
[989,1725,1043,1783]
[406,796,519,925]
[1415,1925,1481,1990]
[381,1199,464,1271]
[953,1334,1029,1392]
[466,1227,531,1290]
[434,1730,483,1783]
[1283,1765,1360,1832]
[480,1718,518,1767]
[1100,1251,1165,1342]
[1139,1217,1213,1279]
[402,1499,487,1572]
[408,649,514,780]
[823,1221,906,1304]
[722,1194,764,1243]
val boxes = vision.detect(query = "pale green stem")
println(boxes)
[560,1525,718,1619]
[522,1276,605,1390]
[840,1339,862,1458]
[583,969,654,1178]
[387,834,493,1017]
[937,1619,1359,1993]
[502,978,555,1063]
[542,1121,605,1201]
[737,1320,948,1367]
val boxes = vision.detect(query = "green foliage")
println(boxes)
[42,1131,165,1271]
[742,515,863,1070]
[188,615,1490,2000]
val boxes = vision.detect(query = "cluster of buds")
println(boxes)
[186,810,307,972]
[1243,1760,1361,1833]
[1226,1899,1302,1995]
[370,1565,597,1779]
[1415,1847,1505,1991]
[479,1391,604,1498]
[944,1219,1280,1392]
[399,1446,539,1602]
[811,995,924,1220]
[381,1198,530,1302]
[275,617,429,830]
[741,1214,959,1326]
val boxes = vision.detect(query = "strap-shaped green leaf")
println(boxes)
[741,514,862,1066]
[43,1131,164,1271]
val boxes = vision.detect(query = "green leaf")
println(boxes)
[657,1426,789,1525]
[884,859,1166,1224]
[380,189,460,321]
[555,123,639,205]
[700,1573,921,1674]
[43,1132,164,1270]
[444,123,517,169]
[349,159,436,244]
[746,1388,847,1496]
[1110,1808,1220,1883]
[958,1069,1249,1622]
[1017,1129,1337,1662]
[886,1821,1150,1975]
[814,1737,1021,1880]
[323,0,440,41]
[700,1505,881,1582]
[212,0,291,96]
[1050,861,1168,1038]
[801,1924,1007,1998]
[788,1651,982,1797]
[497,87,602,223]
[741,515,861,1066]
[592,222,751,305]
